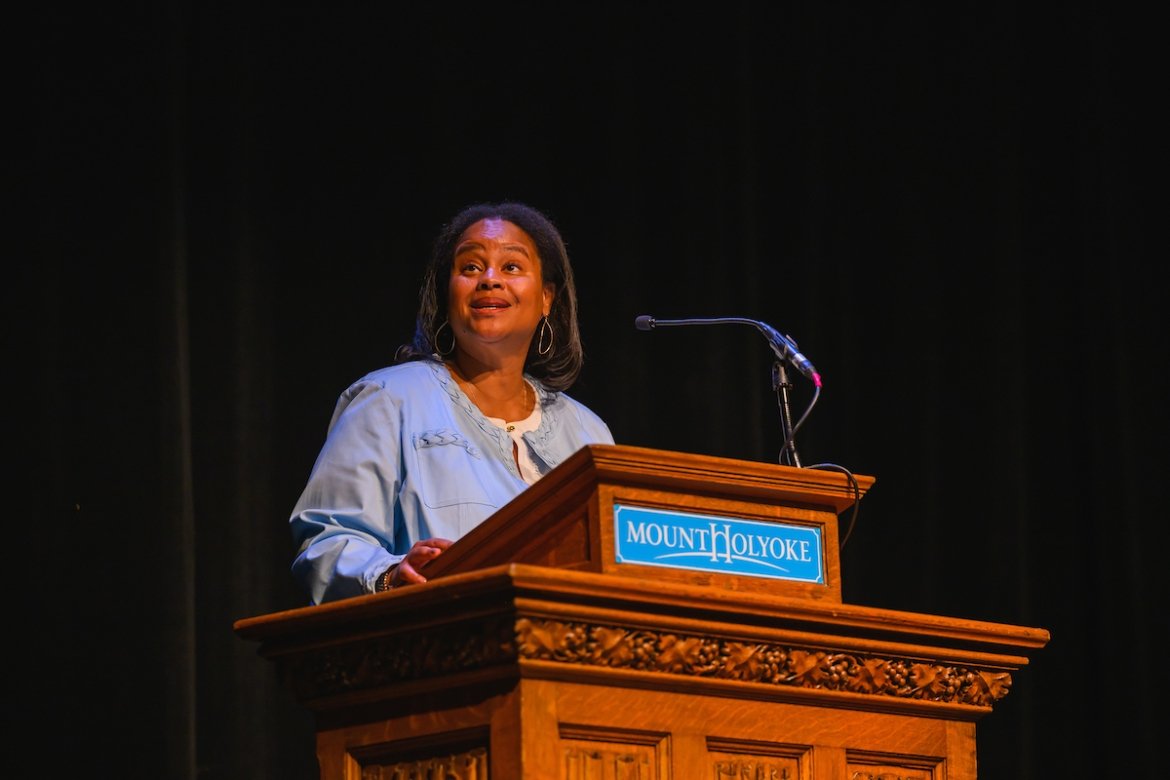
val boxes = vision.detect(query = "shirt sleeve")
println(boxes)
[289,378,403,604]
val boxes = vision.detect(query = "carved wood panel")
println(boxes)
[846,771,932,780]
[563,746,654,780]
[358,746,488,779]
[711,757,799,779]
[560,724,668,780]
[707,737,806,780]
[846,751,941,780]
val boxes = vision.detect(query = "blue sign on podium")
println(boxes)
[613,503,824,584]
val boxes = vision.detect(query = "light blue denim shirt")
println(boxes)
[290,359,614,604]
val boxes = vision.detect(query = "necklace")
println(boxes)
[452,365,533,425]
[506,383,533,431]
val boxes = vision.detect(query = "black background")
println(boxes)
[21,2,1161,777]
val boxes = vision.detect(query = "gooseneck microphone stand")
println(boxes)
[635,314,863,544]
[635,314,821,467]
[772,360,802,467]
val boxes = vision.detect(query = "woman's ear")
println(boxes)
[543,283,555,315]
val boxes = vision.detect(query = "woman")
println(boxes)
[290,202,614,604]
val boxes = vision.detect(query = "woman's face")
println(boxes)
[447,218,554,359]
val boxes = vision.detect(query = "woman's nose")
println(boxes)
[477,266,503,288]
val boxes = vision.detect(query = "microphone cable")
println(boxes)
[777,377,819,467]
[804,461,862,550]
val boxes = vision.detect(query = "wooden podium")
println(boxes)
[235,444,1049,779]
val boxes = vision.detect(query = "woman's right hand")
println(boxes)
[389,537,453,588]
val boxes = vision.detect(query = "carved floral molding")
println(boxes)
[288,616,1011,708]
[515,618,1011,707]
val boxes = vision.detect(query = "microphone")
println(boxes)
[635,315,822,387]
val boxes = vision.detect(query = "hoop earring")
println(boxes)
[434,320,456,357]
[536,316,554,356]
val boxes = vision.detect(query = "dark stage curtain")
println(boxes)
[23,2,1159,777]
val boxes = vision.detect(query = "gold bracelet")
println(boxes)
[375,566,396,593]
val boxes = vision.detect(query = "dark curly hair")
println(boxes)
[396,202,585,391]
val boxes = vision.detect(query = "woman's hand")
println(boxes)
[389,537,453,588]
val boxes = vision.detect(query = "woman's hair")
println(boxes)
[397,202,585,391]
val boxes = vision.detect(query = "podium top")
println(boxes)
[572,444,874,513]
[420,444,873,601]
